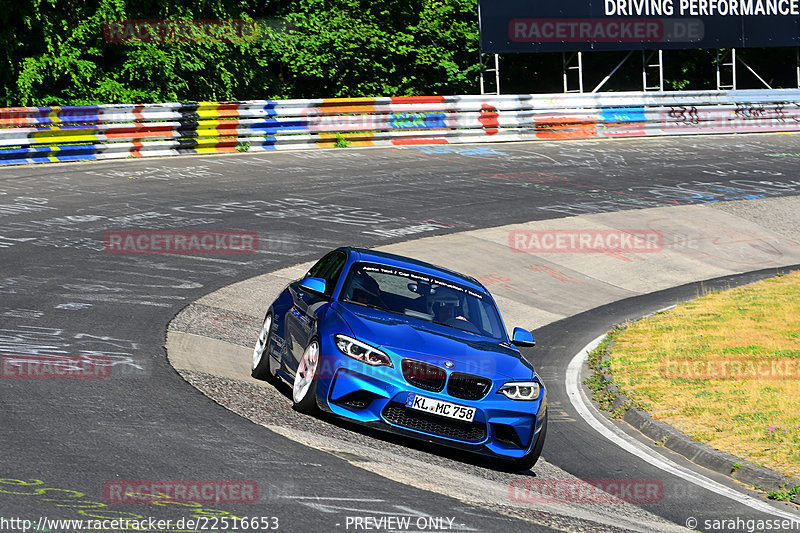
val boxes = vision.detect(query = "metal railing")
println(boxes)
[1,90,799,165]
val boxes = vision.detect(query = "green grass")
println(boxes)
[334,132,352,148]
[607,270,800,477]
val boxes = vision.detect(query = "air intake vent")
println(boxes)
[383,403,486,442]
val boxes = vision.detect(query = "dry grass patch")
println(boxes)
[609,271,800,478]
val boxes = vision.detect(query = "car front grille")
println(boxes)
[382,403,487,442]
[402,359,446,392]
[447,372,492,400]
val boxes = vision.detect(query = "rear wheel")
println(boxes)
[508,411,547,471]
[251,314,274,380]
[292,340,320,413]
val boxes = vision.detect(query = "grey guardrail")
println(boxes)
[2,89,800,165]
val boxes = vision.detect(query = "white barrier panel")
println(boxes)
[2,89,799,165]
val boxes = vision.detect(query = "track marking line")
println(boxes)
[566,334,800,521]
[281,496,386,501]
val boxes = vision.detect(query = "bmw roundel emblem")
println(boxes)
[443,360,455,369]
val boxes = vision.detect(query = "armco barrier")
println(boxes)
[1,90,800,165]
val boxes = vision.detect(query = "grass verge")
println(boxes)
[604,270,800,478]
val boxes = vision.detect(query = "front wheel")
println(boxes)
[508,411,547,471]
[292,340,320,414]
[251,314,274,380]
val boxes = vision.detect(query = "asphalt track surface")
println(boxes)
[2,135,800,532]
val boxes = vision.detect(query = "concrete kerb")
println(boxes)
[166,196,800,503]
[593,335,800,497]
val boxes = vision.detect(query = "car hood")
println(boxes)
[332,301,535,380]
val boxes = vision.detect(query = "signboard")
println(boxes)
[479,0,800,52]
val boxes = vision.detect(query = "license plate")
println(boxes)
[405,393,476,422]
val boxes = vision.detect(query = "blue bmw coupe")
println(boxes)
[251,247,547,469]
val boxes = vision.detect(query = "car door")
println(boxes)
[285,250,347,373]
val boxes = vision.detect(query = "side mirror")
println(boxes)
[511,327,535,347]
[299,277,326,295]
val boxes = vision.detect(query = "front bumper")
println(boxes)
[314,348,547,462]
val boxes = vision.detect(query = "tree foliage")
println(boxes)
[1,0,796,106]
[1,0,479,105]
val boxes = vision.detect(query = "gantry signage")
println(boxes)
[479,0,800,52]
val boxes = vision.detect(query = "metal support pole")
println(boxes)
[716,49,736,90]
[738,56,772,89]
[641,50,664,91]
[494,54,500,95]
[478,53,499,95]
[477,1,485,95]
[479,53,486,95]
[593,50,633,93]
[641,50,647,91]
[562,52,583,93]
[796,48,799,88]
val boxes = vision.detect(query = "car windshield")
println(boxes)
[340,262,507,341]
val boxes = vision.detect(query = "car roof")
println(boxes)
[339,247,487,293]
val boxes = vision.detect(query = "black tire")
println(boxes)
[509,411,548,471]
[251,313,274,380]
[292,339,320,414]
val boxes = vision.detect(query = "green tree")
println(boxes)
[2,0,482,105]
[277,0,478,98]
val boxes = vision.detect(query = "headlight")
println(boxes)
[498,381,541,400]
[335,335,393,367]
